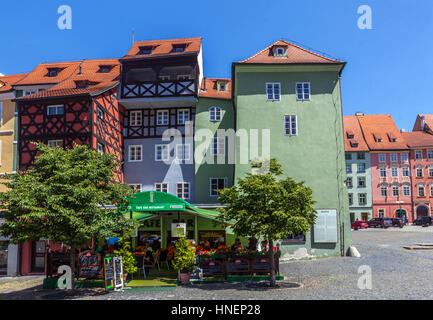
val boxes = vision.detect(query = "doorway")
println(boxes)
[31,241,46,273]
[395,209,407,219]
[416,205,429,219]
[0,241,8,275]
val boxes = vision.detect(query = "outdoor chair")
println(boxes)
[149,249,161,272]
[159,249,170,270]
[131,255,146,280]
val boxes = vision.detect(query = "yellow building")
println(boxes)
[0,74,27,192]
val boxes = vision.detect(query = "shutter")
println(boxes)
[314,210,338,243]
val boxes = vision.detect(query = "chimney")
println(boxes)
[400,129,406,133]
[355,112,364,116]
[202,77,207,92]
[78,64,83,76]
[421,116,426,131]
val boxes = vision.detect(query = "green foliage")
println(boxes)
[0,143,138,246]
[114,238,138,275]
[218,158,317,242]
[171,238,196,273]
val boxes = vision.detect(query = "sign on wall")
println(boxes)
[313,209,338,243]
[171,223,186,238]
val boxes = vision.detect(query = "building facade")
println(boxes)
[343,115,373,222]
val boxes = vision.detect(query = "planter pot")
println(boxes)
[179,273,191,284]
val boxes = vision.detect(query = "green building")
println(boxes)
[343,115,373,222]
[230,40,352,258]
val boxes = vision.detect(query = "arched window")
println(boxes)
[209,106,222,122]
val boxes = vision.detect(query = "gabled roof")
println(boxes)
[0,73,28,93]
[121,38,202,61]
[356,114,408,150]
[238,40,344,64]
[14,61,82,86]
[199,78,231,100]
[15,59,120,101]
[401,131,433,148]
[413,114,433,134]
[343,116,369,152]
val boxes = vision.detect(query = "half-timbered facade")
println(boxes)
[119,38,203,202]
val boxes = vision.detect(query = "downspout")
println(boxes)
[338,70,345,257]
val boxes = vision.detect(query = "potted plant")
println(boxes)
[172,238,196,284]
[113,238,138,283]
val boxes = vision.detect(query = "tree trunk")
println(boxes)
[70,244,76,289]
[269,239,276,287]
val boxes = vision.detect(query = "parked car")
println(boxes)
[351,220,369,230]
[413,216,433,226]
[368,218,393,229]
[391,218,405,228]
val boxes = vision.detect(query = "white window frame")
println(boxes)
[47,139,63,148]
[296,82,311,101]
[210,177,228,197]
[357,163,365,173]
[211,136,225,156]
[155,183,168,193]
[47,105,64,116]
[177,74,191,80]
[416,166,423,178]
[209,106,222,122]
[130,111,142,127]
[177,109,190,125]
[129,184,142,193]
[358,177,366,188]
[176,144,190,161]
[129,145,142,162]
[403,184,411,196]
[379,154,386,163]
[390,153,397,162]
[346,177,353,188]
[415,150,422,160]
[156,110,169,125]
[401,153,408,162]
[155,144,169,161]
[97,106,104,120]
[284,115,297,136]
[176,182,190,200]
[266,82,281,101]
[359,194,366,205]
[428,150,433,160]
[24,90,37,96]
[402,167,410,177]
[380,167,387,177]
[391,167,398,177]
[392,185,399,197]
[418,184,426,197]
[429,166,433,177]
[380,184,387,197]
[97,142,105,154]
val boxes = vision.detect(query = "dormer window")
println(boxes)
[388,133,397,142]
[98,65,113,73]
[47,68,61,77]
[138,46,153,55]
[217,81,228,92]
[75,80,89,89]
[373,133,383,143]
[273,46,287,57]
[346,131,355,139]
[350,141,359,148]
[172,44,186,53]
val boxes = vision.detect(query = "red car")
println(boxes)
[351,220,369,230]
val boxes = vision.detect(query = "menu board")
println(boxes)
[104,257,114,290]
[113,256,124,291]
[78,251,101,279]
[227,259,250,273]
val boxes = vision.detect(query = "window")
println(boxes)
[296,82,311,101]
[129,184,142,192]
[98,65,113,73]
[416,150,422,160]
[392,185,399,197]
[47,140,63,148]
[418,184,426,197]
[176,144,190,161]
[97,143,105,154]
[172,44,186,53]
[130,111,142,126]
[429,166,433,177]
[138,46,153,55]
[313,210,338,243]
[24,90,37,96]
[428,150,433,160]
[357,153,365,160]
[217,82,228,91]
[47,68,60,77]
[266,83,280,101]
[402,167,410,177]
[47,105,64,116]
[403,184,411,196]
[390,153,397,162]
[430,185,433,197]
[357,163,365,173]
[358,177,366,188]
[401,153,408,162]
[274,47,286,57]
[380,167,387,177]
[391,167,398,177]
[378,209,385,218]
[211,137,225,156]
[346,177,353,188]
[346,164,352,173]
[359,194,366,205]
[210,178,227,197]
[381,184,387,197]
[284,115,297,136]
[177,182,190,200]
[379,154,386,162]
[345,153,351,161]
[416,167,423,178]
[348,193,353,205]
[155,183,168,193]
[209,107,222,122]
[129,145,142,162]
[177,75,191,81]
[159,75,170,81]
[97,107,104,120]
[0,102,3,126]
[177,109,190,125]
[156,110,169,125]
[155,145,169,161]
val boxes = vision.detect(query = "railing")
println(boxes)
[121,79,197,99]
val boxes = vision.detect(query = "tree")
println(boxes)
[0,143,137,288]
[217,159,317,287]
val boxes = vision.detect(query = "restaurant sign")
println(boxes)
[171,223,187,238]
[128,203,186,212]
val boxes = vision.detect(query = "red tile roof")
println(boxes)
[357,114,408,150]
[0,73,28,93]
[413,114,433,134]
[238,40,344,64]
[121,38,202,60]
[402,131,433,148]
[199,78,231,100]
[343,116,369,152]
[14,61,82,86]
[16,59,120,101]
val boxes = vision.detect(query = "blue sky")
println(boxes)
[1,0,432,131]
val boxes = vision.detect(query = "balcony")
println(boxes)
[121,79,197,99]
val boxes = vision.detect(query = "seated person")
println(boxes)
[247,237,258,251]
[260,240,269,252]
[142,243,154,277]
[231,238,242,252]
[203,240,211,251]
